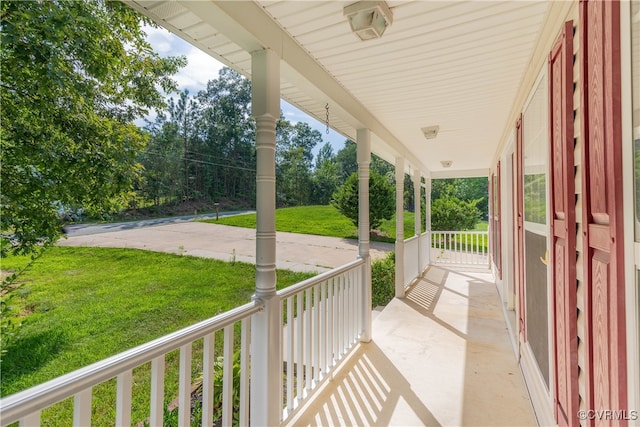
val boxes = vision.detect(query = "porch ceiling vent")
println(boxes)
[344,1,393,41]
[421,125,440,139]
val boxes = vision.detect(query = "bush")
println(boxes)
[331,171,394,230]
[430,195,482,231]
[371,252,395,307]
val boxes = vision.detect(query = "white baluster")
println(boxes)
[20,411,40,426]
[202,333,215,427]
[73,388,92,427]
[305,289,312,392]
[222,325,234,427]
[240,318,250,426]
[116,370,132,427]
[178,344,192,427]
[286,297,294,410]
[150,356,165,427]
[294,293,302,404]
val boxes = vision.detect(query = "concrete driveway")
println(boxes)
[57,222,393,273]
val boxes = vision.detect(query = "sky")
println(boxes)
[144,25,348,157]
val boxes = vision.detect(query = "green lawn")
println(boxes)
[205,205,424,243]
[1,247,311,425]
[475,220,489,231]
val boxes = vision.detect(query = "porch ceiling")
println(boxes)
[125,0,549,177]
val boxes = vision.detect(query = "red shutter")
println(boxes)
[495,161,502,279]
[549,20,579,427]
[516,115,526,339]
[489,172,494,264]
[580,0,627,423]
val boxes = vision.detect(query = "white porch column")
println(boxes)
[250,48,281,427]
[357,129,372,343]
[425,176,432,265]
[395,157,405,298]
[413,169,422,270]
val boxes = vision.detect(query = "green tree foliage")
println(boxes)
[431,177,488,219]
[1,0,185,254]
[331,171,394,230]
[431,195,482,231]
[197,69,254,201]
[311,143,340,205]
[276,121,322,206]
[140,69,255,207]
[371,252,395,307]
[334,140,358,182]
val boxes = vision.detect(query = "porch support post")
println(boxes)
[395,156,405,298]
[425,176,432,265]
[250,48,281,427]
[413,169,422,271]
[357,128,372,343]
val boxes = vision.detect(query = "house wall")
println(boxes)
[493,1,640,425]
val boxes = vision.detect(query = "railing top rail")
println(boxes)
[0,300,263,425]
[431,230,488,235]
[277,258,364,299]
[403,235,420,244]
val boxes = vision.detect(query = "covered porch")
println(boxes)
[0,1,551,425]
[0,260,535,427]
[288,265,534,427]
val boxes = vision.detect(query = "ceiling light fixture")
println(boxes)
[344,1,393,41]
[421,125,440,140]
[440,160,453,168]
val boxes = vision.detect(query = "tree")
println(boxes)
[311,142,339,204]
[1,0,185,254]
[196,68,255,201]
[334,140,358,181]
[139,115,183,207]
[431,177,488,219]
[431,195,482,231]
[315,142,335,169]
[275,121,321,206]
[332,171,394,230]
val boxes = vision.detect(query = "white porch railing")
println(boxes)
[403,235,420,287]
[420,231,430,271]
[0,300,261,427]
[431,230,489,266]
[278,258,364,422]
[0,259,365,426]
[402,232,431,288]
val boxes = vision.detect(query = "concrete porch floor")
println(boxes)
[287,266,537,427]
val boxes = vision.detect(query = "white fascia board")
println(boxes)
[431,168,490,179]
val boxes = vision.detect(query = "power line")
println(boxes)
[144,151,256,173]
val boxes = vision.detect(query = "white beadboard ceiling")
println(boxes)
[125,0,550,177]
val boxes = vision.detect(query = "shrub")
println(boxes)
[430,195,482,231]
[159,350,242,427]
[371,252,395,307]
[331,171,394,230]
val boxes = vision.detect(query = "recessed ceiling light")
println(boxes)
[421,125,440,140]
